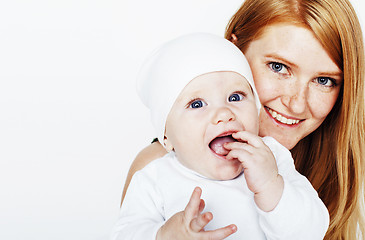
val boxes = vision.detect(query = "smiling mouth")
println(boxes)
[209,134,237,156]
[265,107,301,125]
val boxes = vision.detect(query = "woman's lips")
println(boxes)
[265,107,301,125]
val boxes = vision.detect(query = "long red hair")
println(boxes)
[225,0,365,239]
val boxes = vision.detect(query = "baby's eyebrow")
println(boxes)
[179,95,201,105]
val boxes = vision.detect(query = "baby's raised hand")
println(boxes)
[156,187,237,240]
[224,132,284,212]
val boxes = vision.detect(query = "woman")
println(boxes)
[122,0,365,239]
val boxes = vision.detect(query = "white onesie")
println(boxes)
[111,137,329,240]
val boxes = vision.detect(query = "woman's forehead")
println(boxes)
[248,24,342,75]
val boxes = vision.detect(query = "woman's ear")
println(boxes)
[230,34,238,44]
[163,136,174,152]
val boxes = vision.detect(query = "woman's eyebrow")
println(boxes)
[264,53,298,69]
[265,53,343,78]
[316,71,343,78]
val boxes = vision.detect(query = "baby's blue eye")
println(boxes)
[190,100,205,108]
[228,93,243,102]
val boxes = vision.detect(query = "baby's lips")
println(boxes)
[209,135,236,156]
[230,131,249,144]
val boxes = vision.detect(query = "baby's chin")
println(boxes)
[215,172,243,181]
[203,166,244,181]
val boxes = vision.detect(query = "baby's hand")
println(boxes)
[156,187,237,240]
[224,132,284,211]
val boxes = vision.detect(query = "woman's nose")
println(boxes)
[281,84,308,114]
[212,107,236,124]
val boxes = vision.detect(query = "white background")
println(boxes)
[0,1,363,239]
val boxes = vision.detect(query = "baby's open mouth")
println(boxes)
[209,134,237,156]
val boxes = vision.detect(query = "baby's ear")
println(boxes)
[163,136,174,152]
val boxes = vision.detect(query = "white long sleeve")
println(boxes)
[111,137,329,240]
[258,137,330,239]
[110,169,165,240]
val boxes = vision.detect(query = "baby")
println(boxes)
[111,33,329,240]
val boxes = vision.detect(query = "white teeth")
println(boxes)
[267,108,300,125]
[281,116,287,124]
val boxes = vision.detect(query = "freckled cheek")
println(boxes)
[252,72,279,103]
[254,82,278,104]
[309,92,339,120]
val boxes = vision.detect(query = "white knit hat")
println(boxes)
[136,33,261,147]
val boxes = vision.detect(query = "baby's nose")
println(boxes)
[212,107,235,124]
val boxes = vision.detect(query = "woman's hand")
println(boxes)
[156,187,237,240]
[224,131,284,212]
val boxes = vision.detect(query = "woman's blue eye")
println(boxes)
[228,93,243,102]
[270,62,284,72]
[189,100,205,108]
[316,77,334,87]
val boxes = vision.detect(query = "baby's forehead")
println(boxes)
[191,71,252,86]
[178,71,254,96]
